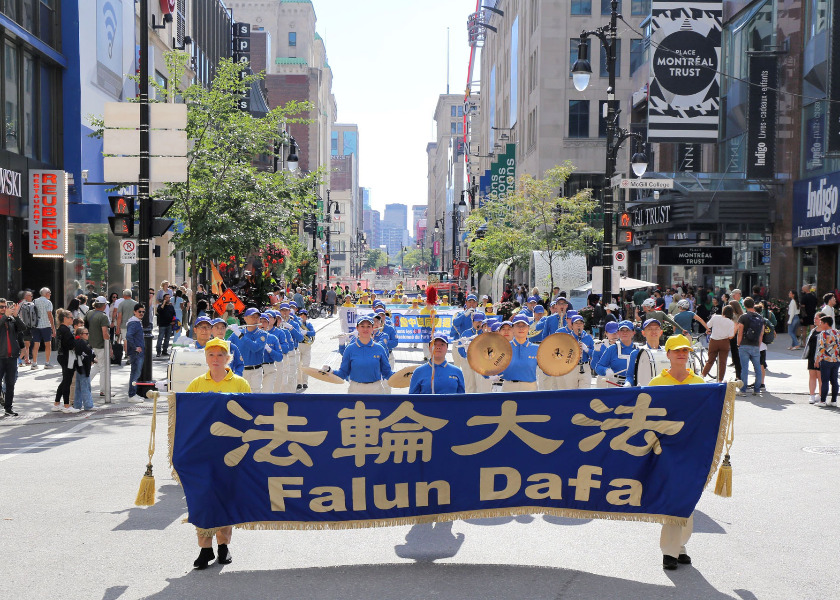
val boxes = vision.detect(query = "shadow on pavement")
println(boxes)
[143,562,744,600]
[394,522,465,562]
[736,393,794,412]
[110,484,186,531]
[102,586,128,600]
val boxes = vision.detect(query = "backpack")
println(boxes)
[742,312,764,344]
[19,301,37,329]
[762,309,777,344]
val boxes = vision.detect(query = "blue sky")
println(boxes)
[311,0,478,227]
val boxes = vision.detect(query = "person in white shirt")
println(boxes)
[701,305,736,382]
[820,293,836,326]
[787,290,801,350]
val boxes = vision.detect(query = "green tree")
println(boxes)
[364,248,387,270]
[402,247,430,269]
[464,161,601,289]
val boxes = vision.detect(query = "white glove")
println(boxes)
[282,322,293,330]
[321,365,331,373]
[465,308,474,316]
[605,368,614,378]
[228,324,242,337]
[263,344,271,352]
[489,374,502,382]
[579,341,588,354]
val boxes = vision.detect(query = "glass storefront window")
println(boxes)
[808,0,828,37]
[2,0,18,22]
[22,52,34,159]
[5,41,19,154]
[39,63,52,163]
[22,0,35,32]
[800,248,818,290]
[6,215,18,296]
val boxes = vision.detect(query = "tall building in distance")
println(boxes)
[381,203,409,257]
[328,124,360,278]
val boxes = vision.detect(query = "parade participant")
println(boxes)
[185,337,250,570]
[266,311,291,391]
[298,309,315,390]
[326,315,394,394]
[637,298,688,335]
[530,305,546,342]
[647,333,703,570]
[595,320,637,386]
[409,333,465,394]
[451,294,478,370]
[555,315,595,390]
[230,307,266,392]
[592,321,620,388]
[453,312,487,394]
[484,302,495,316]
[519,296,539,318]
[374,307,399,368]
[258,313,284,393]
[210,318,244,376]
[627,318,666,386]
[498,320,514,341]
[499,314,539,392]
[278,303,304,389]
[558,310,579,334]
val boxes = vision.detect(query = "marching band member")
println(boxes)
[185,337,250,570]
[499,314,539,392]
[451,294,478,371]
[594,320,637,386]
[592,321,620,388]
[627,318,666,385]
[530,304,546,341]
[648,334,703,571]
[230,307,266,392]
[258,313,283,393]
[454,312,487,394]
[558,309,578,334]
[325,315,393,394]
[269,311,293,392]
[408,333,465,394]
[372,314,393,394]
[519,296,539,318]
[298,309,315,390]
[555,315,595,390]
[498,320,513,341]
[374,307,399,369]
[278,303,304,390]
[210,318,244,376]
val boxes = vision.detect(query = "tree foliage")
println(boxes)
[464,161,602,288]
[364,249,388,270]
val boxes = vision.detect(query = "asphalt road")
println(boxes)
[1,316,838,599]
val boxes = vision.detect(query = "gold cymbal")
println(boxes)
[301,366,345,384]
[467,332,512,376]
[387,364,419,388]
[537,333,582,377]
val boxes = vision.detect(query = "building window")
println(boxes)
[289,32,297,46]
[450,105,463,117]
[527,107,538,150]
[631,0,650,16]
[569,38,591,77]
[568,100,589,138]
[630,38,644,75]
[602,0,621,14]
[40,63,53,164]
[598,100,619,137]
[600,39,621,77]
[571,0,591,15]
[39,0,56,47]
[331,131,338,155]
[154,71,168,100]
[5,41,19,153]
[22,52,34,158]
[343,131,357,155]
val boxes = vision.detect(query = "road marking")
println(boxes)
[0,421,93,462]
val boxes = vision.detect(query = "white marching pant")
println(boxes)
[299,344,312,384]
[261,363,277,393]
[243,367,263,393]
[555,368,592,390]
[462,363,478,394]
[348,380,386,395]
[538,369,553,391]
[595,375,608,388]
[660,513,694,558]
[475,375,493,394]
[502,380,538,392]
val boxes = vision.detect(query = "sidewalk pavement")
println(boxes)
[0,315,815,426]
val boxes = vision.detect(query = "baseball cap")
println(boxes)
[374,307,386,314]
[570,315,584,324]
[210,318,225,326]
[605,321,619,334]
[511,314,531,325]
[193,316,212,327]
[94,296,108,305]
[279,303,291,310]
[617,320,635,331]
[555,296,569,304]
[472,312,486,321]
[356,315,375,326]
[608,303,619,311]
[298,309,308,316]
[289,301,298,308]
[431,332,450,344]
[565,310,578,319]
[642,298,656,308]
[243,307,260,317]
[500,320,513,328]
[527,296,539,303]
[642,318,662,330]
[665,334,692,352]
[466,294,478,301]
[489,322,502,332]
[534,305,545,314]
[204,338,230,353]
[259,312,272,321]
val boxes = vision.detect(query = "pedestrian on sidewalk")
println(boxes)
[53,309,79,414]
[31,287,55,369]
[729,300,744,378]
[736,298,765,396]
[72,326,96,411]
[702,305,735,382]
[800,284,818,344]
[16,290,35,365]
[126,303,146,402]
[325,287,337,316]
[156,293,174,356]
[0,298,23,416]
[86,296,112,398]
[787,290,801,350]
[814,315,840,406]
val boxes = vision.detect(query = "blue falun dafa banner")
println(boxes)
[168,384,734,534]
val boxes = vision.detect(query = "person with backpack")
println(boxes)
[17,290,37,366]
[736,297,765,396]
[815,315,840,406]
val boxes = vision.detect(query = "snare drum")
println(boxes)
[634,347,670,386]
[167,347,208,392]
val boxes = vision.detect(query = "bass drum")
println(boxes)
[634,347,670,386]
[167,347,208,392]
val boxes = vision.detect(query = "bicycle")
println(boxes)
[690,334,708,373]
[305,303,323,319]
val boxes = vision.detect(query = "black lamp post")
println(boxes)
[452,194,468,276]
[571,0,648,304]
[324,192,339,290]
[433,218,445,271]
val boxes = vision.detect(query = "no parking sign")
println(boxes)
[120,239,137,264]
[613,250,627,269]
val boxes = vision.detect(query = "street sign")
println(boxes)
[613,250,627,269]
[610,173,625,188]
[120,239,138,264]
[212,288,245,317]
[619,178,674,189]
[657,246,733,267]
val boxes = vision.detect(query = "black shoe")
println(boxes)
[4,409,17,417]
[296,384,303,391]
[302,384,308,390]
[663,555,678,570]
[193,547,215,570]
[678,553,692,565]
[217,544,232,564]
[156,352,161,357]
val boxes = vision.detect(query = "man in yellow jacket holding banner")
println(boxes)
[648,333,704,571]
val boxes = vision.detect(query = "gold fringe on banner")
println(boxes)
[134,391,160,506]
[711,381,737,497]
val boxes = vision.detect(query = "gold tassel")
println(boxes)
[135,391,160,506]
[714,453,732,497]
[135,463,156,506]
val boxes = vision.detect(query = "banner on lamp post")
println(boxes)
[746,55,777,179]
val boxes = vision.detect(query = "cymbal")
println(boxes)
[467,332,512,376]
[537,333,581,377]
[301,366,345,384]
[387,364,419,388]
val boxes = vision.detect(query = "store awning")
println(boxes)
[574,276,657,292]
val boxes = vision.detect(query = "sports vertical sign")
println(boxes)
[233,22,251,112]
[648,1,722,143]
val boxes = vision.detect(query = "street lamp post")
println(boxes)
[433,218,445,271]
[324,191,340,291]
[452,194,468,278]
[571,0,647,304]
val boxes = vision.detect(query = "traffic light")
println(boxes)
[108,195,135,237]
[324,255,331,266]
[151,198,175,237]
